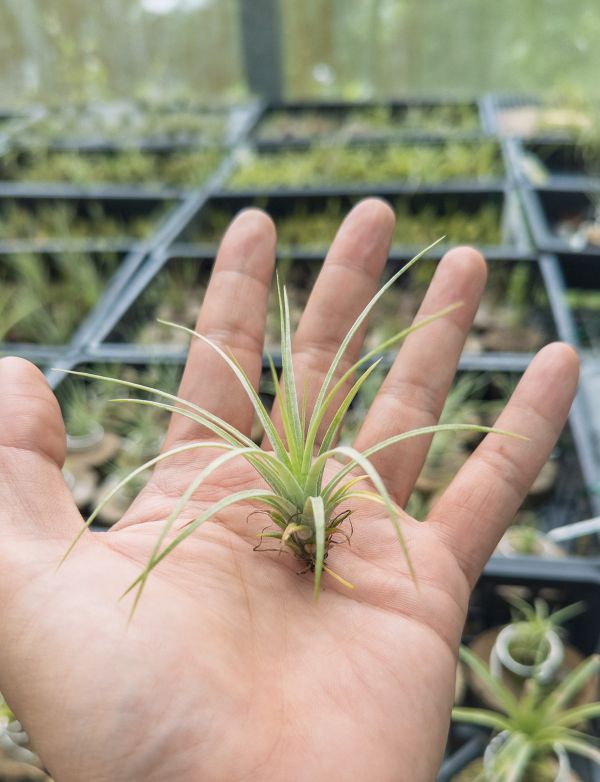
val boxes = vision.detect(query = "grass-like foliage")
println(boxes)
[60,241,524,612]
[453,646,600,781]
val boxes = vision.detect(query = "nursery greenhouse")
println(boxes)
[1,2,600,781]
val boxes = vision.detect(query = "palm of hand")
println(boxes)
[0,202,577,782]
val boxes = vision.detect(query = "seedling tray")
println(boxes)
[251,98,488,147]
[24,101,259,149]
[0,145,225,195]
[0,247,136,353]
[484,94,595,142]
[506,137,600,188]
[93,247,555,357]
[224,138,507,192]
[0,107,44,146]
[538,253,600,500]
[0,191,181,252]
[439,560,600,781]
[520,183,600,255]
[174,186,530,255]
[537,253,600,349]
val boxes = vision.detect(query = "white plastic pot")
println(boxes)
[66,423,105,453]
[491,624,564,684]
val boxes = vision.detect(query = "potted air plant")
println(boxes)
[60,241,522,607]
[63,383,112,454]
[62,383,121,511]
[496,524,566,558]
[468,599,592,711]
[491,599,585,684]
[452,646,600,782]
[94,403,167,526]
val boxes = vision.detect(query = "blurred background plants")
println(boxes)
[2,1,600,104]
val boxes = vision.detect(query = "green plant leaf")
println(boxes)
[123,487,274,613]
[308,496,326,601]
[451,707,510,732]
[458,646,520,715]
[60,440,234,564]
[545,654,600,715]
[303,238,445,468]
[156,321,291,465]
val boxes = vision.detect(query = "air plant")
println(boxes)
[497,523,564,558]
[500,598,585,674]
[63,382,109,443]
[453,646,600,782]
[60,242,523,610]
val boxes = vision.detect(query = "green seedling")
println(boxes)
[194,198,502,247]
[2,147,222,187]
[63,382,109,440]
[228,142,501,190]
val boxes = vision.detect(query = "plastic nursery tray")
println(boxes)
[520,183,600,255]
[223,137,508,193]
[483,94,593,142]
[438,560,600,782]
[0,144,226,198]
[173,186,531,256]
[536,253,600,348]
[0,107,44,147]
[24,101,260,150]
[65,155,241,355]
[92,246,556,357]
[537,252,600,503]
[0,246,140,354]
[505,137,600,188]
[250,97,490,147]
[0,345,67,368]
[0,190,182,254]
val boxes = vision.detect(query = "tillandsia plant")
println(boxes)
[60,241,524,611]
[504,598,585,671]
[63,382,109,442]
[453,646,600,782]
[498,523,561,557]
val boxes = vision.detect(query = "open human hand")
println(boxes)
[0,199,579,782]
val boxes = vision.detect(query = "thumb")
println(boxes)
[0,357,83,543]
